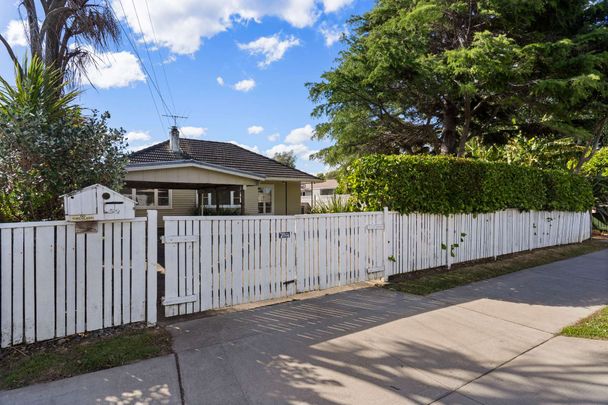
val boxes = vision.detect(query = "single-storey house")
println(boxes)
[124,130,319,224]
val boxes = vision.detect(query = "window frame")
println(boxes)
[125,188,173,209]
[257,184,274,215]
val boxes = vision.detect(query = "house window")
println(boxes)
[232,190,241,205]
[320,188,335,196]
[202,190,241,208]
[123,188,172,209]
[258,186,273,214]
[203,192,213,207]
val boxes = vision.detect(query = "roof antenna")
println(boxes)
[163,114,188,153]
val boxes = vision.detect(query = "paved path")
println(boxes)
[1,249,607,404]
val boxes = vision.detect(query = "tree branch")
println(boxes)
[0,33,22,75]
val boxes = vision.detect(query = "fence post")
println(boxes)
[446,214,454,269]
[383,207,394,278]
[146,210,158,325]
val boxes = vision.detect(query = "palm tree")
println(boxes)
[0,0,120,85]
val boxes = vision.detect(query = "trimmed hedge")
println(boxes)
[343,155,593,214]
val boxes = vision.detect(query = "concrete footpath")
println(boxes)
[1,249,607,405]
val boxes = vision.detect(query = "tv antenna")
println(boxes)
[162,114,188,128]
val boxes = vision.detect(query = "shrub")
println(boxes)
[310,196,358,214]
[0,58,127,222]
[343,155,593,214]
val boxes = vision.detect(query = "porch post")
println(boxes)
[240,186,245,215]
[284,181,288,215]
[215,186,219,213]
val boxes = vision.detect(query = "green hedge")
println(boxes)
[343,155,593,214]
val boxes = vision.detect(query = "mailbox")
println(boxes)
[63,184,135,221]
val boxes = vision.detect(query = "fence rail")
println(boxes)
[0,212,157,348]
[162,209,591,317]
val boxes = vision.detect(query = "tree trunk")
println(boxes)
[573,116,608,174]
[573,115,607,173]
[456,95,472,157]
[440,100,458,155]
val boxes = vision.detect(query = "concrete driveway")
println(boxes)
[2,248,607,404]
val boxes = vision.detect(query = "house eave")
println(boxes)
[126,160,266,181]
[265,177,324,183]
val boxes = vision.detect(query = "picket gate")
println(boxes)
[162,212,386,316]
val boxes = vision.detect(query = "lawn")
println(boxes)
[561,307,608,340]
[386,239,607,295]
[0,325,172,390]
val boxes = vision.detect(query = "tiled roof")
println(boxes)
[128,139,319,181]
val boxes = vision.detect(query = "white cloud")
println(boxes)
[127,142,157,152]
[4,20,27,47]
[234,79,256,92]
[229,141,260,154]
[319,24,347,47]
[266,143,315,159]
[163,54,177,64]
[113,1,351,55]
[247,125,264,135]
[216,76,225,86]
[267,133,280,142]
[285,124,315,144]
[322,0,353,13]
[179,126,207,138]
[83,47,146,89]
[126,130,151,142]
[238,34,300,67]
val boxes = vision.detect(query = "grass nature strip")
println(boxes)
[561,307,608,340]
[0,326,172,390]
[386,239,607,296]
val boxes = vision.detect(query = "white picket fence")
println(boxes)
[162,209,591,317]
[0,212,157,348]
[0,208,591,345]
[385,210,591,276]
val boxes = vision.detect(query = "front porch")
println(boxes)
[123,179,303,221]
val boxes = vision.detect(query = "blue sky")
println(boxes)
[0,0,374,175]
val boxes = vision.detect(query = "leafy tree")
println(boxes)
[0,1,120,84]
[466,134,582,170]
[0,57,127,221]
[582,147,608,177]
[308,0,608,166]
[273,150,297,168]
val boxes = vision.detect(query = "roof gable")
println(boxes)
[128,139,319,181]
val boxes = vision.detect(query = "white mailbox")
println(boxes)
[63,184,135,221]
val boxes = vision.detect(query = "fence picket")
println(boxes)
[1,229,12,347]
[86,229,103,331]
[131,221,146,322]
[200,221,212,311]
[12,228,24,344]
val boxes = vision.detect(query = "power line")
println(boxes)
[115,0,173,115]
[111,0,183,134]
[130,0,163,107]
[144,0,177,113]
[105,0,167,133]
